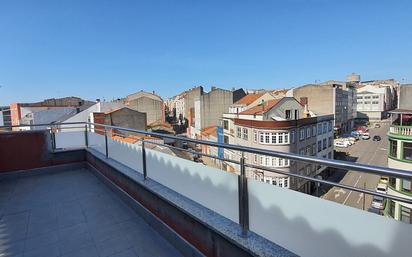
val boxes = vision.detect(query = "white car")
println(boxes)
[376,183,388,194]
[371,196,385,210]
[361,133,370,140]
[334,141,349,148]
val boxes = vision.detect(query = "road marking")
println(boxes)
[343,175,362,205]
[334,188,346,199]
[357,193,364,204]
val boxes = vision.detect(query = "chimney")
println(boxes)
[76,107,81,114]
[303,104,310,118]
[152,90,156,95]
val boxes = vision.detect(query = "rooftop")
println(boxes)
[239,99,281,115]
[0,168,182,257]
[234,93,265,105]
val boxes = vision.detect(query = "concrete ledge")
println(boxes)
[86,148,298,257]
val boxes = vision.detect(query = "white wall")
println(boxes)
[248,179,412,257]
[55,131,86,149]
[0,111,3,126]
[53,130,412,257]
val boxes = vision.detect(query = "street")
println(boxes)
[322,121,390,210]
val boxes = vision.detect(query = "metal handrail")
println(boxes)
[2,121,412,180]
[3,121,412,236]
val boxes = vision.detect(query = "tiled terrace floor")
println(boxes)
[0,168,184,257]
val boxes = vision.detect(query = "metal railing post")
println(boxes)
[84,124,88,148]
[104,128,109,158]
[238,152,249,237]
[51,127,56,152]
[142,139,147,179]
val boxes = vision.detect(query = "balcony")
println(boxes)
[389,125,412,137]
[1,122,412,257]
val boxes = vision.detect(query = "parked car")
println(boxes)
[379,176,389,184]
[376,183,388,194]
[334,141,349,148]
[361,133,370,140]
[373,135,381,141]
[374,123,381,128]
[371,196,385,210]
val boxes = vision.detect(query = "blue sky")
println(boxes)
[0,0,411,105]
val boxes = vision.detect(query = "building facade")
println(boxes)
[222,96,334,194]
[287,81,355,134]
[185,86,246,138]
[126,91,164,125]
[356,82,397,120]
[386,84,412,224]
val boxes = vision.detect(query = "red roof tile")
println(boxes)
[239,99,281,115]
[234,93,265,105]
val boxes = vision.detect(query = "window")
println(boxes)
[278,133,283,144]
[224,135,229,144]
[389,177,396,188]
[364,96,371,99]
[254,154,257,164]
[403,142,412,161]
[253,130,257,143]
[265,157,270,166]
[223,120,229,130]
[323,123,327,134]
[285,110,291,119]
[306,146,311,155]
[260,156,264,165]
[317,123,322,134]
[299,128,305,140]
[306,127,311,138]
[312,143,317,156]
[328,121,332,132]
[372,95,379,99]
[299,148,305,155]
[237,127,241,138]
[242,128,248,140]
[284,133,289,143]
[372,101,379,104]
[402,180,411,192]
[401,206,411,224]
[271,133,277,144]
[312,125,316,136]
[284,178,289,188]
[318,141,322,152]
[259,132,264,143]
[291,130,295,143]
[265,132,270,144]
[364,101,370,104]
[389,139,397,158]
[328,152,332,159]
[328,137,332,147]
[388,200,395,218]
[323,138,327,150]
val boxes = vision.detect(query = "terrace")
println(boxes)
[1,122,412,257]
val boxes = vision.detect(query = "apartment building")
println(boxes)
[185,86,246,138]
[287,80,355,134]
[125,91,164,125]
[223,96,334,194]
[386,84,412,224]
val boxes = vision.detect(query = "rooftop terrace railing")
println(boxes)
[2,121,412,257]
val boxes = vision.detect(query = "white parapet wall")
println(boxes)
[56,130,412,257]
